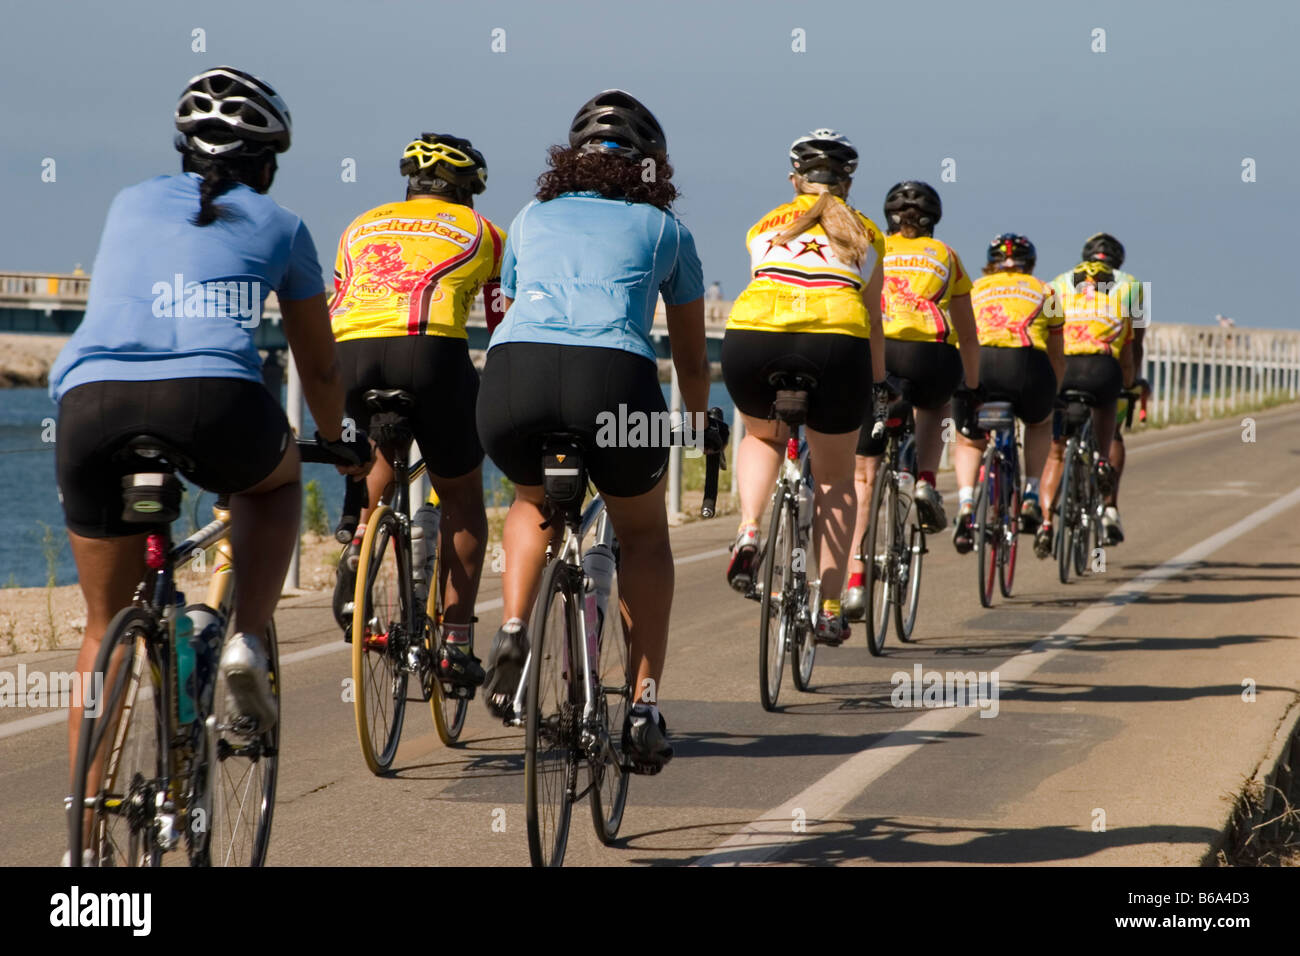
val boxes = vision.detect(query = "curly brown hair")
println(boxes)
[535,145,678,209]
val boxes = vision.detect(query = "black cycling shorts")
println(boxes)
[337,334,483,479]
[857,339,963,456]
[56,377,291,538]
[1060,353,1123,405]
[979,346,1058,424]
[476,342,669,498]
[1053,353,1123,440]
[721,329,871,434]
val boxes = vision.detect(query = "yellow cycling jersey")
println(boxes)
[969,272,1061,351]
[329,196,505,342]
[881,234,973,345]
[726,193,886,338]
[1047,266,1136,358]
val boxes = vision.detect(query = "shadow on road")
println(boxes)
[621,816,1219,865]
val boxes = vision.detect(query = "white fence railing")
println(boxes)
[1141,325,1299,423]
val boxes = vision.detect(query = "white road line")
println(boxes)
[692,484,1300,866]
[0,549,731,741]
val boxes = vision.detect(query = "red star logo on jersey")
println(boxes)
[796,239,828,261]
[763,237,792,257]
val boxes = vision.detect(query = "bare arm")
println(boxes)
[862,260,886,383]
[665,296,711,415]
[1119,340,1135,389]
[1047,330,1066,386]
[949,293,981,389]
[280,292,346,442]
[1131,326,1146,381]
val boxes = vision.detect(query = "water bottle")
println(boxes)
[896,470,916,528]
[412,501,441,585]
[184,604,225,720]
[171,592,196,726]
[410,525,427,588]
[582,542,616,667]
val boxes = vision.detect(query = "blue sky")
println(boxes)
[1,0,1295,328]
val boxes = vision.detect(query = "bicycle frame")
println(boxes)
[510,496,611,726]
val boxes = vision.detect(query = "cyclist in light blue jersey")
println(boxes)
[476,91,721,773]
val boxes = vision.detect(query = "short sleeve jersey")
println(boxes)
[490,192,703,363]
[881,234,973,345]
[329,196,505,341]
[49,173,324,401]
[1047,266,1137,358]
[969,271,1061,350]
[725,193,886,338]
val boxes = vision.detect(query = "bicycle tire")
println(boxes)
[1073,442,1094,577]
[758,485,793,710]
[863,466,892,655]
[895,494,924,642]
[525,557,579,867]
[70,605,165,868]
[999,450,1021,598]
[589,564,630,844]
[200,617,280,866]
[975,445,997,608]
[1058,438,1078,584]
[427,542,469,746]
[351,506,409,774]
[791,514,817,692]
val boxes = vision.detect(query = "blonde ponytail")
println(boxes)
[772,177,871,267]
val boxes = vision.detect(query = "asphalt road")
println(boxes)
[3,404,1299,866]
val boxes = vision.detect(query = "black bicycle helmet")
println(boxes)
[1081,232,1125,269]
[789,129,858,184]
[987,233,1036,270]
[175,66,292,157]
[883,181,942,231]
[399,133,488,195]
[568,89,666,159]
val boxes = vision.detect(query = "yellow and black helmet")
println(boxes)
[399,133,488,195]
[1071,259,1114,287]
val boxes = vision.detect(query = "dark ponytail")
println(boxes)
[178,140,275,227]
[191,163,240,226]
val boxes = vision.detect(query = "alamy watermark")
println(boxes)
[151,273,262,328]
[1045,279,1152,328]
[891,664,1000,718]
[595,405,708,454]
[0,664,103,716]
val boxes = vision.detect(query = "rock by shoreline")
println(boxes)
[0,333,67,388]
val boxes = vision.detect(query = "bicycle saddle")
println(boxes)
[1058,388,1100,408]
[363,388,416,414]
[114,434,196,474]
[975,401,1016,430]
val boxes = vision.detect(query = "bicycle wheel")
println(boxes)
[758,486,793,710]
[525,557,579,867]
[70,606,166,868]
[201,618,279,866]
[427,545,469,746]
[351,506,409,774]
[1057,439,1078,584]
[1076,461,1098,576]
[895,498,925,642]
[999,454,1021,598]
[791,518,817,692]
[974,447,998,609]
[862,467,892,655]
[1073,448,1094,577]
[589,564,630,844]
